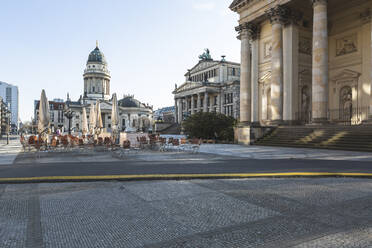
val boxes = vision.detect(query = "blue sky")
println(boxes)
[0,0,240,121]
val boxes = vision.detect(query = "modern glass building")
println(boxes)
[0,81,19,131]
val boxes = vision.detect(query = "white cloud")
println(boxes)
[192,1,216,11]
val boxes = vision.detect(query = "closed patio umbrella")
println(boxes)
[89,103,96,135]
[38,89,50,135]
[111,93,120,143]
[82,107,88,136]
[96,100,103,132]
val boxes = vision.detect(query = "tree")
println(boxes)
[183,112,237,141]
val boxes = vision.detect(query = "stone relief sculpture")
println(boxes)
[264,42,272,59]
[336,34,357,56]
[301,86,310,123]
[299,37,312,55]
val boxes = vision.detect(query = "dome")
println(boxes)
[87,46,107,64]
[118,96,142,108]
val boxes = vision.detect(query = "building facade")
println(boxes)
[65,44,153,133]
[173,49,240,123]
[34,99,65,131]
[0,81,19,131]
[230,0,372,143]
[0,97,10,136]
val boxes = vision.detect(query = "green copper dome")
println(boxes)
[87,46,107,64]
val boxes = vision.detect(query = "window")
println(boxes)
[122,119,126,126]
[50,104,54,110]
[108,116,111,120]
[108,124,111,128]
[92,86,95,92]
[214,96,217,106]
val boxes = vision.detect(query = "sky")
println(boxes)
[0,0,240,122]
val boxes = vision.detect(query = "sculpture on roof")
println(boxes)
[199,48,212,61]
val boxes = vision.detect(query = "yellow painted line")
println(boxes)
[0,172,371,183]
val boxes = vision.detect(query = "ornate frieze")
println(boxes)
[336,34,357,57]
[299,37,312,55]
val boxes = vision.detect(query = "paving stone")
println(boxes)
[0,178,371,248]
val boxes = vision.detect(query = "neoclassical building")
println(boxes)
[173,49,240,123]
[65,43,153,132]
[231,0,372,144]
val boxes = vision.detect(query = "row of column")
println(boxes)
[237,0,329,125]
[175,92,223,123]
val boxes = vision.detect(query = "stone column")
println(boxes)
[235,23,254,124]
[174,99,178,123]
[178,98,183,122]
[267,6,286,124]
[191,95,195,115]
[217,93,222,113]
[366,10,372,119]
[197,93,201,112]
[251,30,260,125]
[283,14,300,124]
[312,0,329,123]
[203,92,208,112]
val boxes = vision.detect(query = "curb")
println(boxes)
[0,172,372,184]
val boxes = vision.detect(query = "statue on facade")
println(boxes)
[199,49,212,61]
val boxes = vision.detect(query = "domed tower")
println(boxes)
[83,42,111,101]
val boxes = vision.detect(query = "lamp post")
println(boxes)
[63,105,75,135]
[6,110,10,145]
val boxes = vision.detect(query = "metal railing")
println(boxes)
[293,107,369,126]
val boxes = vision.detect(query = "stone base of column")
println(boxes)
[234,125,251,145]
[311,118,329,125]
[362,115,372,124]
[282,120,301,126]
[250,122,261,127]
[234,122,271,145]
[267,120,283,126]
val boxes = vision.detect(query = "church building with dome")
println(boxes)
[65,43,153,133]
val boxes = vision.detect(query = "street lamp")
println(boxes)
[6,110,10,145]
[63,105,75,135]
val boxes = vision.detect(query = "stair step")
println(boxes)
[254,125,372,152]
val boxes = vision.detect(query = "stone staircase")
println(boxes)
[157,123,181,135]
[254,125,372,152]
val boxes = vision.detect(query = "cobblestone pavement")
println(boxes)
[0,136,22,165]
[199,144,372,161]
[0,178,371,247]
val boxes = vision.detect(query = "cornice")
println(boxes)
[230,0,262,13]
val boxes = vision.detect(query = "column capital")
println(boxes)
[312,0,327,7]
[360,8,371,24]
[235,22,260,40]
[266,5,291,25]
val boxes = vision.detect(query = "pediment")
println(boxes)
[175,82,203,93]
[99,101,113,110]
[332,69,361,82]
[188,60,219,75]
